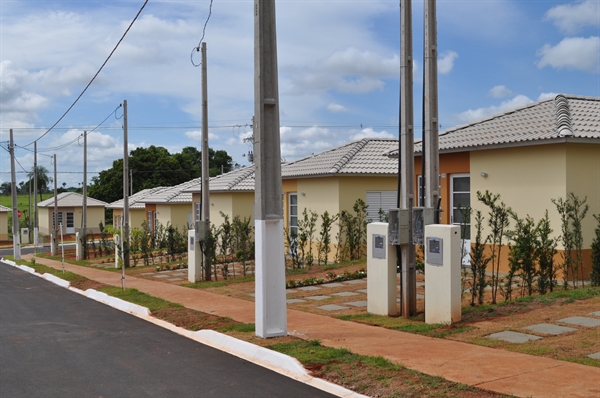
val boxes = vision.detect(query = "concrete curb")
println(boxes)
[0,259,366,398]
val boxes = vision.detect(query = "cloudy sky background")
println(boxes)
[1,0,598,188]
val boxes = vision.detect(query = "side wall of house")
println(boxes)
[0,213,8,241]
[566,142,600,247]
[470,143,568,246]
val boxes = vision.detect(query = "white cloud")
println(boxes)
[287,48,399,94]
[0,61,49,125]
[457,95,534,123]
[537,36,600,73]
[438,51,458,75]
[488,85,513,98]
[545,0,600,35]
[538,92,558,101]
[327,103,348,113]
[185,130,218,141]
[349,128,394,141]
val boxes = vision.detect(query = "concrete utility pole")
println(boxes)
[52,154,59,255]
[82,131,87,258]
[399,0,417,317]
[34,141,38,246]
[201,42,211,281]
[254,0,287,338]
[9,129,21,260]
[424,0,440,220]
[123,100,130,269]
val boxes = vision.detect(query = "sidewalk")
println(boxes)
[23,256,600,398]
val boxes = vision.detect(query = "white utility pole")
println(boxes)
[201,42,211,281]
[52,154,59,255]
[424,0,440,220]
[399,0,417,317]
[9,129,21,260]
[254,0,287,338]
[34,141,38,249]
[82,131,87,259]
[123,100,130,269]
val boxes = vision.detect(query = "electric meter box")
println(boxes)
[372,234,386,259]
[387,208,410,245]
[412,207,435,245]
[195,220,208,240]
[426,237,443,266]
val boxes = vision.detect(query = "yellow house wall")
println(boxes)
[39,207,51,235]
[566,143,600,247]
[84,207,105,233]
[470,144,567,246]
[210,193,233,229]
[0,213,9,241]
[232,192,255,223]
[129,209,147,230]
[156,203,191,232]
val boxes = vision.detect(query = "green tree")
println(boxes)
[28,166,52,201]
[88,145,233,203]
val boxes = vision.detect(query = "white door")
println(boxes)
[66,211,75,234]
[450,174,470,266]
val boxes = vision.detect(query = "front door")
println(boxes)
[66,211,75,234]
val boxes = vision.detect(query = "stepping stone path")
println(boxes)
[306,295,331,301]
[286,298,306,304]
[167,278,184,282]
[345,300,368,307]
[321,283,346,288]
[487,331,543,344]
[332,292,359,297]
[153,274,170,279]
[356,289,368,294]
[317,304,349,311]
[344,280,366,285]
[298,286,321,291]
[587,352,600,360]
[523,323,578,335]
[557,316,600,328]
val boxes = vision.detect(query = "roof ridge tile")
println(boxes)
[328,138,369,174]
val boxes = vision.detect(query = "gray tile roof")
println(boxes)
[0,205,10,213]
[37,192,108,208]
[107,187,166,209]
[281,138,399,177]
[389,94,599,156]
[183,166,256,193]
[139,177,202,204]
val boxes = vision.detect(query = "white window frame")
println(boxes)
[289,193,298,235]
[195,202,201,222]
[52,211,63,228]
[450,173,471,266]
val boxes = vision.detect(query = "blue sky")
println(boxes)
[1,0,599,188]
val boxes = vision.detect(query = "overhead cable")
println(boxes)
[190,0,214,67]
[21,0,149,148]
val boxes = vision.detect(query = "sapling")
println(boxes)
[317,210,338,266]
[505,211,537,299]
[567,193,588,288]
[477,191,510,304]
[536,210,557,294]
[470,210,490,305]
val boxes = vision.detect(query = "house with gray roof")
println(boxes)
[107,187,166,230]
[37,192,108,235]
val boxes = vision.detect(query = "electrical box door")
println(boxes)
[426,237,443,266]
[372,234,386,259]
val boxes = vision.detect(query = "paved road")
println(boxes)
[0,264,334,398]
[0,245,52,257]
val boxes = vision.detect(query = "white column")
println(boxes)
[187,230,202,282]
[367,223,398,316]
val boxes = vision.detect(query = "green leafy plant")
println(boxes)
[317,210,338,266]
[536,210,557,294]
[470,210,490,306]
[591,214,600,287]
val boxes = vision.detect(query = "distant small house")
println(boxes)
[184,166,256,229]
[37,192,108,235]
[108,187,165,230]
[0,205,10,241]
[139,177,202,233]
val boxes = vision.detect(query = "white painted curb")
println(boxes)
[85,289,150,317]
[44,273,71,288]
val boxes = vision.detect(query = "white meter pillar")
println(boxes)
[367,222,398,316]
[187,230,202,282]
[424,224,461,324]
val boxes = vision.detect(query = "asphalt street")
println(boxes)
[0,263,335,398]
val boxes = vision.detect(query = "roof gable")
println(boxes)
[37,192,108,208]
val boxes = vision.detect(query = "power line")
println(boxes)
[190,0,214,67]
[21,0,149,148]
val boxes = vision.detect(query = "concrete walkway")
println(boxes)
[22,256,600,398]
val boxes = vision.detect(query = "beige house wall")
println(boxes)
[38,206,104,235]
[210,193,233,229]
[0,213,8,241]
[155,203,191,232]
[470,144,568,246]
[232,192,255,223]
[566,143,600,247]
[129,209,147,230]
